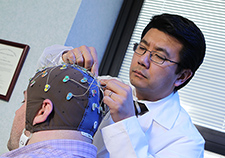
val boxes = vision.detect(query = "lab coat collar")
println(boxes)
[137,92,181,131]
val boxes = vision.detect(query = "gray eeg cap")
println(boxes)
[26,64,103,137]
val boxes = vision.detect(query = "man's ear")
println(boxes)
[174,69,193,87]
[32,99,53,125]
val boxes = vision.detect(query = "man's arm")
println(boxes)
[102,116,152,158]
[99,78,153,157]
[37,45,98,76]
[37,45,73,69]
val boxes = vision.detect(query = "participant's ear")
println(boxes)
[32,99,53,125]
[174,69,193,87]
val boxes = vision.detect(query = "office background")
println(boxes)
[0,0,224,157]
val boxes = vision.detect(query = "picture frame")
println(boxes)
[0,39,29,101]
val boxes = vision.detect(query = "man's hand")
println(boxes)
[62,45,99,76]
[100,79,135,122]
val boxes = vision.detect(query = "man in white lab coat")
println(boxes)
[37,13,205,158]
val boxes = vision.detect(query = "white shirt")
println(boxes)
[38,45,205,158]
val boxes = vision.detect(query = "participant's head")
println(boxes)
[8,64,104,150]
[130,13,205,100]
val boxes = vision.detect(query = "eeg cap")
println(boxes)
[26,64,104,138]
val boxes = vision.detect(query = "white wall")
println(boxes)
[65,0,123,64]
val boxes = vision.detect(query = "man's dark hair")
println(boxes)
[141,13,206,91]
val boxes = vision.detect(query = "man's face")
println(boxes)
[7,91,27,151]
[129,28,183,101]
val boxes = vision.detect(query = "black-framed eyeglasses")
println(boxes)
[133,43,180,65]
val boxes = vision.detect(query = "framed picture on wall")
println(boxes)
[0,39,29,101]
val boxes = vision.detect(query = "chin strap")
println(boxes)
[19,129,32,148]
[81,131,93,140]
